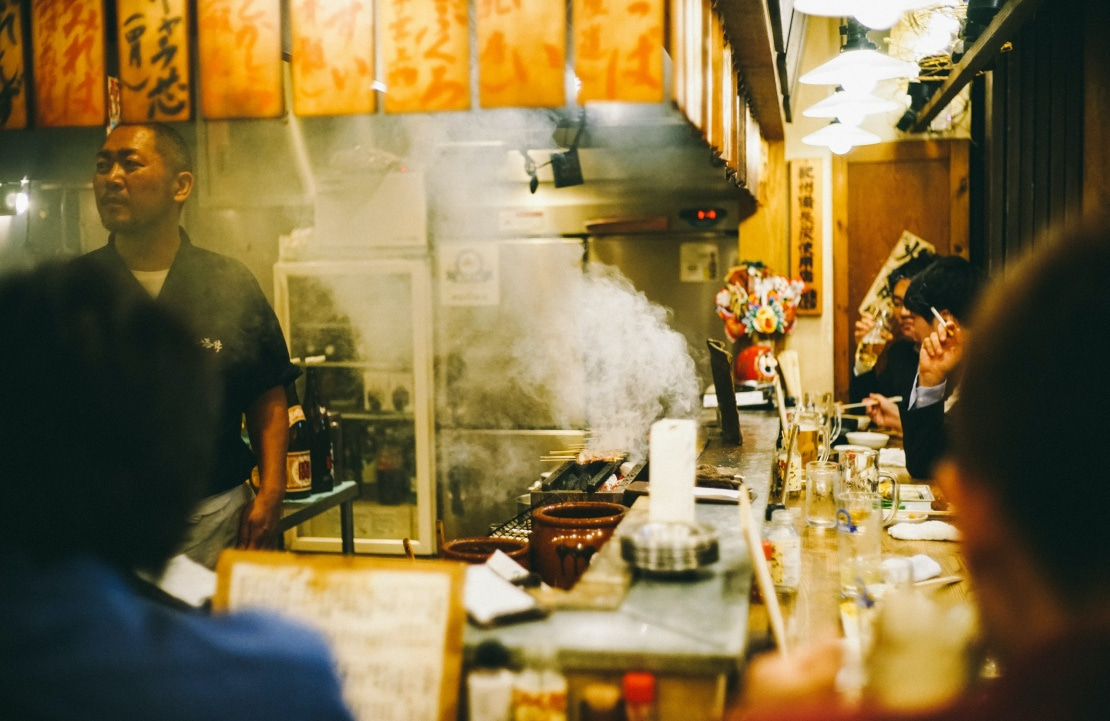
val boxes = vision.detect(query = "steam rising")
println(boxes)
[510,262,700,463]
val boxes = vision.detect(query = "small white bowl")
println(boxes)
[843,414,871,431]
[845,431,889,450]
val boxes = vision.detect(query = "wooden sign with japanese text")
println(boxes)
[31,0,106,127]
[291,0,375,117]
[0,0,28,129]
[197,0,282,119]
[789,158,822,315]
[382,0,469,113]
[477,0,564,108]
[574,0,662,103]
[669,0,684,114]
[117,0,190,122]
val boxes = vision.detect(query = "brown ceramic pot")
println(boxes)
[440,537,530,568]
[529,501,626,589]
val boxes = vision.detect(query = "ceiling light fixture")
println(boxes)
[803,88,900,126]
[795,0,930,30]
[800,20,919,93]
[801,120,882,155]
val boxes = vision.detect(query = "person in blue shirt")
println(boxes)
[0,262,353,721]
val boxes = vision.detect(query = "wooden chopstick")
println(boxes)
[838,395,903,411]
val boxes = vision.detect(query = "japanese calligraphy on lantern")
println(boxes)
[197,0,281,119]
[31,0,106,127]
[0,0,28,129]
[382,0,469,113]
[117,0,190,122]
[789,159,823,315]
[477,0,565,108]
[291,0,375,117]
[858,230,936,318]
[574,0,662,103]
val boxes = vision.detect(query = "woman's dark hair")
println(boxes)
[0,262,217,573]
[952,216,1110,604]
[902,255,986,324]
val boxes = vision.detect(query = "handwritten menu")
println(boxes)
[290,0,375,117]
[214,551,465,721]
[197,0,282,119]
[382,0,469,113]
[574,0,663,103]
[477,0,565,108]
[30,0,105,127]
[116,0,190,122]
[0,0,27,129]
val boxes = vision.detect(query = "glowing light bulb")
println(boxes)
[829,140,854,155]
[15,192,28,215]
[841,75,878,94]
[837,109,867,126]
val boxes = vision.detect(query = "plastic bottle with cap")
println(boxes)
[622,671,658,721]
[467,640,515,721]
[766,509,801,593]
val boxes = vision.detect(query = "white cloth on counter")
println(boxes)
[879,447,907,467]
[888,520,960,541]
[908,553,943,581]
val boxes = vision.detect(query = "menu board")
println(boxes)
[213,551,466,721]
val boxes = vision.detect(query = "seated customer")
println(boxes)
[0,263,354,721]
[867,256,985,478]
[733,216,1110,720]
[849,252,935,404]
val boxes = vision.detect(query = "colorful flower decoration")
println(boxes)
[714,262,806,342]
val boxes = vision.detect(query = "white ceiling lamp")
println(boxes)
[801,121,882,155]
[803,88,901,126]
[799,19,919,94]
[795,0,930,30]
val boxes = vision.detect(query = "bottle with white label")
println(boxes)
[766,509,801,593]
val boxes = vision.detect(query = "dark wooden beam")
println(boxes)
[911,0,1048,132]
[716,0,786,140]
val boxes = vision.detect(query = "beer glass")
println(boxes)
[837,491,883,597]
[805,460,839,528]
[819,392,842,444]
[838,448,900,526]
[855,309,892,374]
[794,409,829,468]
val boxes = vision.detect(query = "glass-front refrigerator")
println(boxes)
[273,258,436,555]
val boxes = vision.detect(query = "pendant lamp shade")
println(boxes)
[795,0,929,29]
[800,49,918,93]
[803,89,900,126]
[801,121,881,155]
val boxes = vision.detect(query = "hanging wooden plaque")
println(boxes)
[477,0,564,108]
[574,0,662,103]
[116,0,190,123]
[30,0,106,127]
[0,0,28,129]
[382,0,469,113]
[197,0,282,119]
[669,0,685,113]
[789,158,823,316]
[291,0,375,117]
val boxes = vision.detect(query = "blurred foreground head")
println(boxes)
[0,263,217,573]
[951,216,1110,608]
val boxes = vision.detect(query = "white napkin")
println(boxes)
[879,448,906,467]
[908,553,942,581]
[888,520,959,541]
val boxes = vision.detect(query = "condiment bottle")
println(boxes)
[511,644,566,721]
[467,640,515,721]
[284,383,313,499]
[766,509,801,593]
[622,672,658,721]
